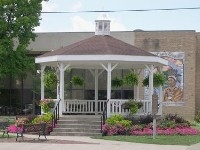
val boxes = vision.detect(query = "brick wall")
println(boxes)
[196,33,200,113]
[134,30,197,120]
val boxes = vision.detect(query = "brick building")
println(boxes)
[1,30,199,120]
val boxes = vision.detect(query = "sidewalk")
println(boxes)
[1,134,199,150]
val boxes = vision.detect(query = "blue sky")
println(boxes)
[35,0,200,32]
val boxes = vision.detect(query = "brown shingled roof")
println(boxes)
[38,35,155,57]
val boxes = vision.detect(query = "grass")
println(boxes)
[0,134,15,138]
[93,135,200,146]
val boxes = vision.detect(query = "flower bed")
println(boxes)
[102,114,200,136]
[102,124,200,136]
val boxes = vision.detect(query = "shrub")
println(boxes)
[122,99,143,115]
[139,115,153,125]
[157,120,176,129]
[164,114,190,125]
[106,114,123,125]
[31,113,53,124]
[194,111,200,123]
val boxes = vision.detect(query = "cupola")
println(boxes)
[95,13,111,35]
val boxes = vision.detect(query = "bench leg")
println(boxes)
[38,131,47,140]
[2,130,9,138]
[16,132,23,142]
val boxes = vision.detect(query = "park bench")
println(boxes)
[0,121,9,137]
[16,123,47,141]
[15,115,47,141]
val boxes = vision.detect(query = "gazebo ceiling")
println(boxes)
[35,35,168,69]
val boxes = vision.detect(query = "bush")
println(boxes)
[164,114,190,124]
[106,114,124,125]
[122,99,143,115]
[139,115,153,125]
[195,111,200,123]
[31,113,53,124]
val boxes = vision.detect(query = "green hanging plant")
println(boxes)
[122,99,143,115]
[143,72,166,87]
[112,77,123,88]
[43,71,57,90]
[71,76,84,87]
[124,72,139,86]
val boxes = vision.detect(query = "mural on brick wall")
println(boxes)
[144,52,184,107]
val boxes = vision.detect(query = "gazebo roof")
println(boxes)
[35,35,168,69]
[38,35,155,57]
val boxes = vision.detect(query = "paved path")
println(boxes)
[0,134,199,150]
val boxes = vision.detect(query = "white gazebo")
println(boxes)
[35,15,168,117]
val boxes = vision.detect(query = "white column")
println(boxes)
[158,67,163,116]
[149,65,154,113]
[107,63,112,117]
[90,69,104,115]
[95,69,98,114]
[101,63,118,117]
[136,69,141,100]
[56,68,60,100]
[40,65,46,100]
[58,63,70,115]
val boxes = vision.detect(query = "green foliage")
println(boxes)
[158,120,176,129]
[111,77,123,88]
[125,115,153,125]
[122,99,143,115]
[71,75,84,86]
[106,115,132,127]
[40,99,55,113]
[0,0,47,79]
[106,114,132,128]
[106,114,123,125]
[164,113,189,124]
[31,113,53,124]
[124,72,139,86]
[157,114,190,129]
[120,120,132,127]
[143,72,166,87]
[44,71,57,90]
[194,111,200,123]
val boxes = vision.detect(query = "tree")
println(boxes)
[0,0,48,78]
[0,0,48,107]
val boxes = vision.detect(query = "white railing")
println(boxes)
[64,99,153,115]
[65,99,107,114]
[110,99,151,116]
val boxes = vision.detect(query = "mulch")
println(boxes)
[0,137,99,144]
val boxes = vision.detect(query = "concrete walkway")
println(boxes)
[1,134,200,150]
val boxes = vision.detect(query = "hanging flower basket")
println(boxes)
[112,77,123,88]
[40,99,55,113]
[124,72,139,86]
[143,72,166,87]
[70,75,84,87]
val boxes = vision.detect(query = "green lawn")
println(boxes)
[93,135,200,146]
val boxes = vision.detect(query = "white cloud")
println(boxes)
[69,15,127,32]
[110,18,127,31]
[71,1,82,11]
[70,16,94,32]
[42,1,57,12]
[34,26,44,32]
